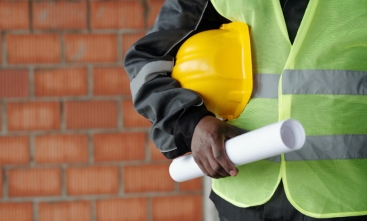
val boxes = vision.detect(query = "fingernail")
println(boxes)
[230,170,237,176]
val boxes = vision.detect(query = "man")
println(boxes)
[124,0,367,220]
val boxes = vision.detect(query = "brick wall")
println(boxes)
[0,1,204,221]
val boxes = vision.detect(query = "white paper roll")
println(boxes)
[169,119,306,182]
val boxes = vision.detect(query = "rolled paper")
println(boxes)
[169,119,306,182]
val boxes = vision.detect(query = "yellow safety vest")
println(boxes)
[211,0,367,218]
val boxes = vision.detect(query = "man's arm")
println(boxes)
[124,0,243,178]
[124,0,228,158]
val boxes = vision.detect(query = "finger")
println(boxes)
[198,138,230,178]
[192,148,218,178]
[193,158,210,177]
[195,156,222,178]
[206,151,231,177]
[211,141,238,177]
[203,158,225,178]
[192,151,218,178]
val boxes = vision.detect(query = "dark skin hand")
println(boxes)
[191,115,247,179]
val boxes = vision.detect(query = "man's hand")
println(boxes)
[191,115,247,179]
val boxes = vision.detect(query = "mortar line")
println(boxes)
[0,29,146,35]
[29,133,35,167]
[91,199,97,221]
[3,62,127,69]
[60,98,66,132]
[88,131,94,164]
[0,190,202,203]
[0,161,166,170]
[120,164,125,197]
[61,165,67,197]
[29,66,35,98]
[87,64,93,98]
[2,168,8,199]
[147,196,153,221]
[33,200,38,221]
[118,164,123,196]
[141,0,149,29]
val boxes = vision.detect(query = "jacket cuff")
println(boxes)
[174,106,215,152]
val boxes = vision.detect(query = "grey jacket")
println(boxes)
[124,0,230,159]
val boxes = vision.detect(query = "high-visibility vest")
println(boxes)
[210,0,367,218]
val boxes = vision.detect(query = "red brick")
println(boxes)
[7,102,60,131]
[65,34,117,63]
[38,201,91,221]
[0,69,29,98]
[0,203,33,221]
[122,33,144,59]
[6,34,60,64]
[65,101,118,129]
[35,67,88,97]
[90,1,144,29]
[123,164,174,193]
[122,100,151,128]
[93,67,131,96]
[96,198,147,221]
[152,195,203,221]
[149,139,169,161]
[179,178,203,191]
[33,1,87,30]
[0,136,29,165]
[94,132,145,162]
[35,134,88,164]
[147,0,165,28]
[67,166,119,195]
[8,168,61,197]
[0,2,29,30]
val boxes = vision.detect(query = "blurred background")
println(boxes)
[0,1,211,220]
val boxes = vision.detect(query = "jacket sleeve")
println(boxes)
[124,0,230,159]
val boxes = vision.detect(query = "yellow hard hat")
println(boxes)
[171,22,253,120]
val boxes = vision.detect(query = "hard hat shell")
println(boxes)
[172,22,253,120]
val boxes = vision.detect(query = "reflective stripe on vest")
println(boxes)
[252,74,280,98]
[282,70,367,161]
[286,135,367,161]
[282,70,367,95]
